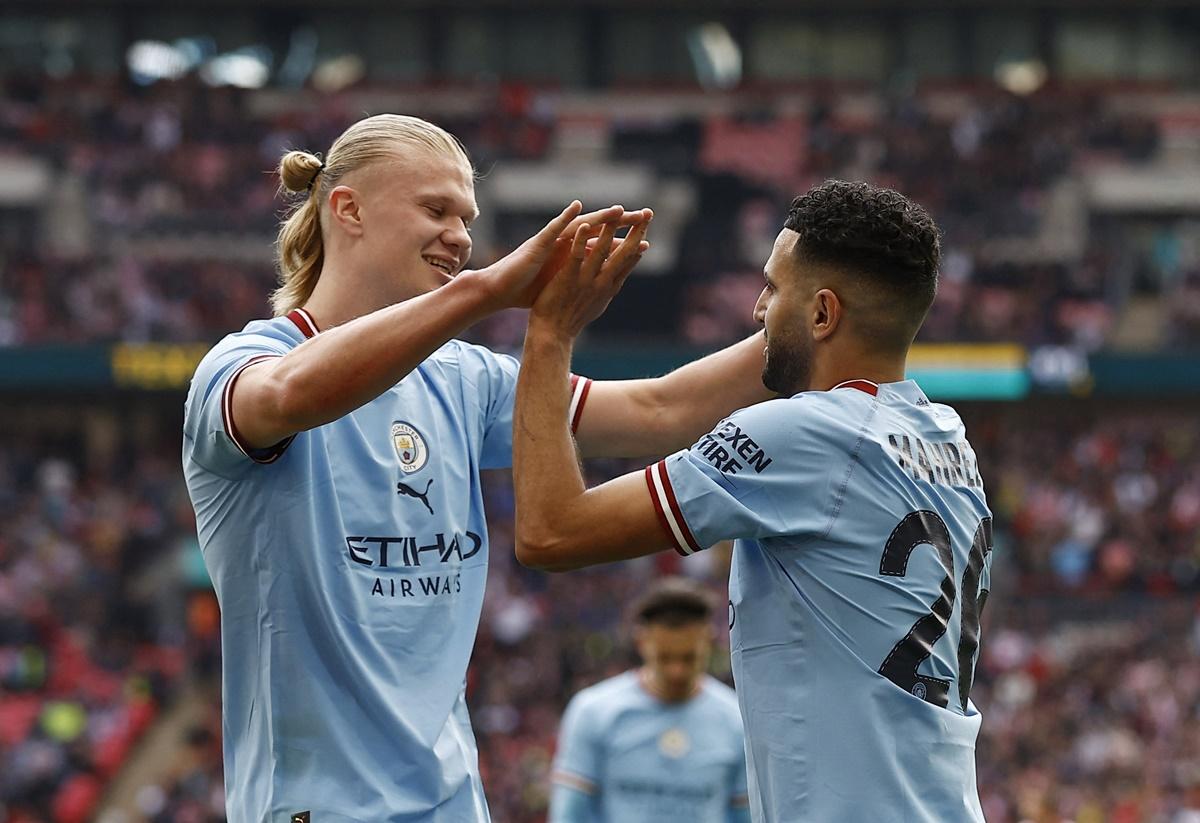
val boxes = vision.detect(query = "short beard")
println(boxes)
[761,335,812,396]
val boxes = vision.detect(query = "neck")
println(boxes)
[303,261,405,328]
[638,667,699,704]
[808,348,907,392]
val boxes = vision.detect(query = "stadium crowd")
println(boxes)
[1,76,1194,350]
[1,409,1197,822]
[0,432,205,823]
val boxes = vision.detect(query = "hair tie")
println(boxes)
[307,161,325,193]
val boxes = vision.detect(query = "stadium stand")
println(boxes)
[0,79,1192,351]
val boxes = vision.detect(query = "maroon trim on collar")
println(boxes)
[831,379,879,396]
[286,308,320,339]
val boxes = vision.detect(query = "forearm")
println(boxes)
[266,272,498,431]
[512,213,675,570]
[650,332,773,450]
[513,326,588,544]
[513,325,671,571]
[576,333,773,458]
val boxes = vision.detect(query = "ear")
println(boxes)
[327,185,364,238]
[812,288,843,342]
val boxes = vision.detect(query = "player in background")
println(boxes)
[511,180,994,822]
[549,577,748,823]
[182,114,773,822]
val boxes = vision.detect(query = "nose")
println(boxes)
[442,220,472,264]
[753,287,769,325]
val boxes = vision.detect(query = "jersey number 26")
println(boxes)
[877,511,993,712]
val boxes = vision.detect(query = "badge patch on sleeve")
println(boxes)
[291,813,310,823]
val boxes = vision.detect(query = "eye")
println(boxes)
[424,205,444,218]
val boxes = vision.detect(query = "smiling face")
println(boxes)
[753,228,817,396]
[345,148,478,302]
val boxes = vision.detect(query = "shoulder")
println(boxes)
[727,389,874,434]
[198,317,298,366]
[188,318,298,402]
[567,672,640,718]
[706,392,871,464]
[433,338,516,367]
[928,400,968,434]
[575,670,640,705]
[428,339,519,382]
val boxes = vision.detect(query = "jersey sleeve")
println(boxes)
[548,783,601,823]
[460,347,521,471]
[182,334,294,478]
[551,693,602,797]
[645,399,836,556]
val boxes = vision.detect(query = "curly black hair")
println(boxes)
[784,180,940,344]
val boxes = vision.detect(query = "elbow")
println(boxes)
[269,369,319,433]
[514,530,585,573]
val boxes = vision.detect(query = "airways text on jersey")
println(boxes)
[886,434,983,488]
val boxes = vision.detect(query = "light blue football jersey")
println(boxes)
[645,380,993,823]
[182,309,533,823]
[551,671,748,823]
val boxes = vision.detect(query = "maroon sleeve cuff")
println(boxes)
[221,355,294,464]
[568,374,593,435]
[644,459,703,556]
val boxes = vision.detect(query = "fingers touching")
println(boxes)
[560,205,650,241]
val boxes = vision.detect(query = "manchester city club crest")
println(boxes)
[658,727,691,759]
[391,421,428,474]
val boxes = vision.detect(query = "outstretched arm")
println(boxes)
[574,333,772,459]
[513,220,676,570]
[231,203,643,450]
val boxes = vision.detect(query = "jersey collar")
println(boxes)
[286,308,321,339]
[830,379,879,396]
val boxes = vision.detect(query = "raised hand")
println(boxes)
[475,203,648,311]
[529,209,652,339]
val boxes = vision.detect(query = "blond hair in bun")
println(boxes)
[271,115,472,315]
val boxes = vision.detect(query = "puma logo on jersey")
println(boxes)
[397,478,435,514]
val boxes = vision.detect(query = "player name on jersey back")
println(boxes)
[885,433,984,488]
